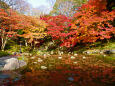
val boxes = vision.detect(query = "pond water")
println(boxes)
[0,54,114,86]
[0,71,21,85]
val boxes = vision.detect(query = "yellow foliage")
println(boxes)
[21,16,47,43]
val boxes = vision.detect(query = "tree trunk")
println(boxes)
[25,40,28,47]
[1,37,7,51]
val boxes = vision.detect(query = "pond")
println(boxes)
[0,71,21,85]
[0,54,115,86]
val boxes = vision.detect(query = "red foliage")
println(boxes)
[71,0,115,46]
[0,9,24,50]
[0,9,23,37]
[41,0,115,48]
[41,15,77,47]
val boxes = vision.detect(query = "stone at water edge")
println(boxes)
[103,49,115,54]
[38,58,43,62]
[33,62,37,64]
[31,56,35,59]
[73,62,77,64]
[41,66,47,70]
[0,57,27,71]
[58,56,62,59]
[100,51,103,54]
[3,58,19,70]
[71,56,75,59]
[103,54,106,57]
[68,77,74,81]
[61,52,64,55]
[83,56,86,59]
[74,53,78,56]
[51,51,54,55]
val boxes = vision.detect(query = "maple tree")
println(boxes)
[19,16,47,48]
[41,15,77,47]
[0,9,23,51]
[43,0,115,48]
[70,0,115,46]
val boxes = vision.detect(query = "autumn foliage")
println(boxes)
[0,9,24,50]
[0,8,47,50]
[19,16,47,44]
[70,0,115,45]
[41,15,77,47]
[0,0,115,50]
[41,0,115,48]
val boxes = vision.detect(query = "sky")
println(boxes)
[27,0,56,14]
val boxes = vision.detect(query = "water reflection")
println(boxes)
[0,54,114,86]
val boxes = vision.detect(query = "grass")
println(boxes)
[74,39,115,53]
[91,40,115,50]
[0,51,10,57]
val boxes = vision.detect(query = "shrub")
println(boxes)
[0,51,10,57]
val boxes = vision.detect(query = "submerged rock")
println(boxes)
[68,77,74,81]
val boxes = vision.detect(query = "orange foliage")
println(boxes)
[71,0,115,45]
[20,16,47,43]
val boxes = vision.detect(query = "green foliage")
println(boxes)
[0,51,10,57]
[6,44,31,53]
[112,7,115,9]
[103,41,115,49]
[18,55,28,61]
[95,54,115,64]
[91,40,115,50]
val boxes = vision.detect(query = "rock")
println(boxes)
[0,56,27,71]
[70,56,75,59]
[38,58,43,62]
[103,49,115,54]
[50,51,54,55]
[58,56,62,59]
[111,50,115,54]
[68,77,74,81]
[74,53,78,56]
[3,58,26,71]
[18,60,27,67]
[83,56,86,59]
[83,49,102,54]
[31,56,35,59]
[3,58,20,70]
[33,62,37,64]
[73,62,77,64]
[41,66,47,70]
[22,53,29,56]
